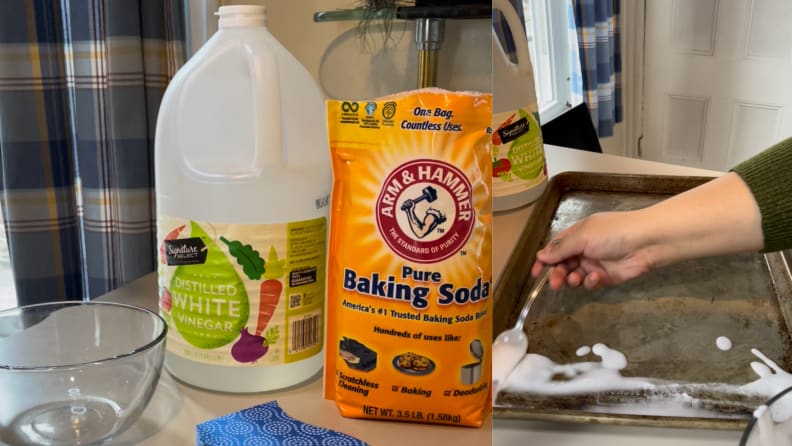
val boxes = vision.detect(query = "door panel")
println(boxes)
[745,0,792,60]
[642,0,792,171]
[664,95,709,161]
[726,102,782,166]
[671,0,719,56]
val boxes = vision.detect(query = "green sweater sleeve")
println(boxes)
[731,136,792,252]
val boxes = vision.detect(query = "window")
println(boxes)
[523,0,578,124]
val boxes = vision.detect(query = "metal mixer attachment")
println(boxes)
[314,1,490,88]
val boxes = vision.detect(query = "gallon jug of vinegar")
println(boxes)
[154,5,329,392]
[492,0,547,212]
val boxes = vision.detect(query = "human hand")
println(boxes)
[530,211,654,290]
[531,173,764,290]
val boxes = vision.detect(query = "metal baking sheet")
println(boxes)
[493,172,792,430]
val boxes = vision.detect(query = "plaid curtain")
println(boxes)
[574,0,622,137]
[0,0,185,305]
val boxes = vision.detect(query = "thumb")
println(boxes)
[536,229,586,264]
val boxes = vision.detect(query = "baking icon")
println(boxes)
[393,351,436,376]
[400,185,447,239]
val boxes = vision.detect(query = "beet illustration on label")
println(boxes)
[231,326,280,363]
[221,242,287,364]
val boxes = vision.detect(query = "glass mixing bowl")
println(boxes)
[0,301,167,445]
[740,385,792,446]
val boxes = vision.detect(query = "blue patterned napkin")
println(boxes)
[196,401,369,446]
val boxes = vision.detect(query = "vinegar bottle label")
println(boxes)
[492,108,546,187]
[157,217,326,366]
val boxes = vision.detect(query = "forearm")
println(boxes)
[732,137,792,252]
[537,139,792,289]
[630,172,763,268]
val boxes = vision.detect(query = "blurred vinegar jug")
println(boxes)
[492,0,547,212]
[154,5,329,392]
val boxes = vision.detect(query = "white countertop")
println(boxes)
[102,145,746,445]
[101,265,493,446]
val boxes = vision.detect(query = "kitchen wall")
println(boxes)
[194,0,492,99]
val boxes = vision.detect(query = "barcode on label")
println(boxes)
[289,312,321,354]
[289,293,301,309]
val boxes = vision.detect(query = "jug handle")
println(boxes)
[248,48,283,167]
[174,40,281,181]
[492,0,533,77]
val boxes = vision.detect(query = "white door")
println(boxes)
[641,0,792,171]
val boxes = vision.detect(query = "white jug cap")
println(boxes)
[217,5,267,28]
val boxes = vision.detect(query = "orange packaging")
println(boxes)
[323,88,492,427]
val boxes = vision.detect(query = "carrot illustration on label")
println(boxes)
[257,246,286,335]
[219,240,286,335]
[159,224,186,264]
[492,113,515,146]
[257,279,281,335]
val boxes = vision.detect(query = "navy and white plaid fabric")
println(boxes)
[574,0,622,137]
[0,0,185,305]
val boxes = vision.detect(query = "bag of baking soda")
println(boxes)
[323,88,492,427]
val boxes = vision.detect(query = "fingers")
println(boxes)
[530,261,544,278]
[532,235,569,288]
[536,260,580,290]
[584,272,602,289]
[545,267,601,290]
[532,221,608,290]
[549,265,569,290]
[532,259,563,288]
[532,255,606,290]
[565,270,583,288]
[565,263,606,289]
